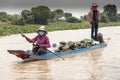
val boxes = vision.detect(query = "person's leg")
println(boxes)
[26,50,34,55]
[37,47,46,55]
[91,24,95,39]
[95,23,98,40]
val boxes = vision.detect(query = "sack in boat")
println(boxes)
[80,40,87,48]
[59,41,66,46]
[58,42,69,51]
[97,33,104,43]
[83,38,94,46]
[75,41,81,48]
[80,38,94,47]
[67,41,76,50]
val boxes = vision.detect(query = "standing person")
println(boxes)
[21,26,50,54]
[87,3,101,41]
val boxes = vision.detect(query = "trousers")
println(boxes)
[91,23,98,40]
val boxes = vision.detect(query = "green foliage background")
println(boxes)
[1,21,120,36]
[0,4,120,37]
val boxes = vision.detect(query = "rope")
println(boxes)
[103,37,111,43]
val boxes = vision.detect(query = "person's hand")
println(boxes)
[90,20,95,24]
[21,34,26,38]
[37,44,45,48]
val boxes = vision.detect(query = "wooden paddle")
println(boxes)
[47,48,65,60]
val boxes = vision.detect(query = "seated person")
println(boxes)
[21,26,50,55]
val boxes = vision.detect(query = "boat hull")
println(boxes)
[8,43,107,60]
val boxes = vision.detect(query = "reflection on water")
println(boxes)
[0,44,120,80]
[47,48,104,80]
[11,60,50,80]
[0,48,104,80]
[86,49,103,80]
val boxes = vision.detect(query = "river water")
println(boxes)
[0,27,120,80]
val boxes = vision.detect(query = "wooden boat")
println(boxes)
[7,42,107,61]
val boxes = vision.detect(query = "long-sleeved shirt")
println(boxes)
[25,35,50,52]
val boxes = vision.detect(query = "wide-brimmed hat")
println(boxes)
[92,3,98,7]
[37,26,47,33]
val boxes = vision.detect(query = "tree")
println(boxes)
[48,11,55,22]
[100,13,109,23]
[0,12,8,22]
[21,10,34,24]
[54,9,64,20]
[16,17,26,25]
[80,15,87,21]
[64,12,72,19]
[66,17,80,23]
[31,5,50,25]
[103,4,117,17]
[11,14,25,25]
[0,12,7,18]
[117,14,120,21]
[7,14,13,21]
[109,16,119,22]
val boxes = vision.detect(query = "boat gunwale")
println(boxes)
[31,43,107,59]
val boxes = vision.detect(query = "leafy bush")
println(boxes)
[103,4,117,17]
[15,18,26,26]
[1,18,8,22]
[21,10,34,24]
[109,15,120,22]
[100,13,109,23]
[66,17,81,23]
[31,5,50,25]
[11,15,25,25]
[80,15,87,21]
[0,24,39,36]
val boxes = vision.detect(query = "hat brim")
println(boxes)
[36,30,47,34]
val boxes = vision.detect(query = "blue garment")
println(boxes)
[91,23,98,40]
[91,10,99,40]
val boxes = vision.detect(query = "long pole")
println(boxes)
[47,49,64,60]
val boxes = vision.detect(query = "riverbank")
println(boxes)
[0,21,120,36]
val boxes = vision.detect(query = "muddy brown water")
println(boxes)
[0,27,120,80]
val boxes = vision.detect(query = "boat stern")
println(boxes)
[7,50,30,59]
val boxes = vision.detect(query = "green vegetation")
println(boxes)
[0,4,120,26]
[0,22,39,36]
[0,21,120,37]
[103,4,117,17]
[0,4,120,37]
[99,22,120,27]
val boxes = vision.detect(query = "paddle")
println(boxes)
[47,48,65,60]
[21,34,65,60]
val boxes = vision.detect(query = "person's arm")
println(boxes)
[40,37,50,48]
[87,10,92,23]
[98,11,101,21]
[45,37,50,48]
[21,34,36,43]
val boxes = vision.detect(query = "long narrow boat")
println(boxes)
[7,42,107,61]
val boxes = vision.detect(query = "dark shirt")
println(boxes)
[92,10,98,23]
